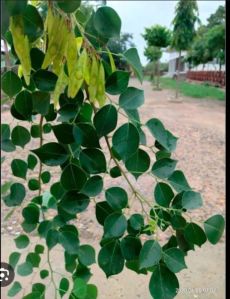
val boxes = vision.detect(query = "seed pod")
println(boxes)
[107,49,116,73]
[84,54,91,85]
[96,62,106,107]
[18,65,23,78]
[53,65,68,109]
[42,10,69,71]
[67,31,78,76]
[68,49,87,98]
[76,37,83,55]
[10,16,31,85]
[88,55,99,102]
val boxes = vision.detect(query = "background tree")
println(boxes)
[144,46,162,86]
[107,32,135,70]
[171,0,199,98]
[185,5,225,71]
[143,25,171,89]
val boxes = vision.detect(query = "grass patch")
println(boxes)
[153,77,225,101]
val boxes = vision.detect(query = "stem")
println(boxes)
[175,50,181,99]
[38,116,44,197]
[47,249,58,299]
[104,136,136,194]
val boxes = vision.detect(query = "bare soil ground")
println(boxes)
[1,79,225,298]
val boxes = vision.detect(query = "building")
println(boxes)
[165,49,225,78]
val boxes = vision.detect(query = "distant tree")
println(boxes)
[144,46,162,83]
[171,0,199,98]
[143,25,171,89]
[107,33,135,70]
[185,5,225,71]
[206,5,225,28]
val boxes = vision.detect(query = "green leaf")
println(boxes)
[22,292,41,299]
[33,70,57,92]
[57,0,81,13]
[176,230,194,255]
[149,264,179,299]
[43,123,52,134]
[170,215,187,230]
[81,175,103,197]
[125,149,150,179]
[40,270,49,279]
[17,262,33,276]
[126,260,147,275]
[22,204,40,224]
[23,4,43,42]
[123,48,143,83]
[78,245,96,266]
[73,124,100,148]
[46,229,59,249]
[93,104,117,137]
[139,240,162,269]
[9,252,21,269]
[31,125,41,138]
[7,281,22,297]
[1,181,12,195]
[59,191,90,214]
[45,104,57,121]
[120,236,142,261]
[119,87,144,110]
[184,223,207,247]
[98,240,124,277]
[156,150,171,160]
[3,183,26,206]
[4,0,27,15]
[35,244,44,254]
[1,123,10,140]
[10,103,27,121]
[27,154,37,170]
[30,48,45,71]
[128,214,144,234]
[105,187,128,210]
[52,124,75,144]
[14,235,29,249]
[168,170,191,192]
[85,284,98,299]
[96,201,114,226]
[1,139,16,152]
[1,70,22,97]
[112,123,139,161]
[41,171,51,184]
[11,126,31,148]
[31,284,45,298]
[14,90,33,120]
[26,252,41,268]
[163,248,187,273]
[110,166,121,178]
[79,148,106,174]
[11,159,27,179]
[162,236,178,251]
[94,6,121,39]
[106,71,130,95]
[154,182,174,207]
[32,142,69,166]
[61,164,87,190]
[104,212,127,239]
[182,191,203,210]
[59,225,79,255]
[28,178,40,191]
[59,278,69,298]
[73,278,87,298]
[146,118,178,152]
[152,158,177,179]
[32,91,50,116]
[204,215,225,245]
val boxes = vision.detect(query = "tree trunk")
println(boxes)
[156,60,160,90]
[175,50,181,99]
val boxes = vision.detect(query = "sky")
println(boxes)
[106,0,225,65]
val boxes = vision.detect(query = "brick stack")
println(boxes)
[186,71,225,87]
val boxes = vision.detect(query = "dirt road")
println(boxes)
[1,79,225,298]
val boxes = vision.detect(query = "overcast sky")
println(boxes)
[107,0,225,65]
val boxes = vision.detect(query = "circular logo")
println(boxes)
[0,262,15,287]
